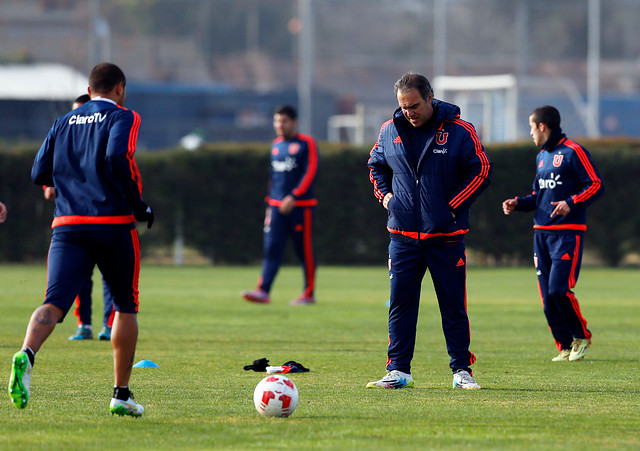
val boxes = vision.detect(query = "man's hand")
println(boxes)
[502,198,518,215]
[383,193,393,210]
[134,203,154,229]
[0,201,6,223]
[43,186,56,201]
[279,195,296,215]
[550,200,571,217]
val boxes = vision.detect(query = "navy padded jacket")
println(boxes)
[368,100,492,244]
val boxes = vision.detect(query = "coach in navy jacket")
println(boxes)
[369,100,491,243]
[367,73,491,390]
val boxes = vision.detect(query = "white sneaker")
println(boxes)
[569,337,591,361]
[110,396,144,417]
[552,349,571,361]
[8,351,32,409]
[452,370,481,389]
[366,370,414,389]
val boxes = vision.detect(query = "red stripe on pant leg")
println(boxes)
[74,295,82,326]
[567,291,591,339]
[539,279,563,352]
[568,235,580,289]
[107,307,115,328]
[567,234,590,338]
[131,229,141,312]
[302,208,315,298]
[386,334,392,368]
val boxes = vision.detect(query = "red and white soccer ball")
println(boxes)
[253,375,299,417]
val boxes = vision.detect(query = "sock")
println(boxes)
[113,386,131,401]
[22,347,35,367]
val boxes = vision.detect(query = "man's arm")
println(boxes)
[105,109,153,227]
[280,134,318,215]
[565,143,604,210]
[105,110,145,210]
[448,119,492,214]
[31,124,57,187]
[368,122,394,205]
[289,134,318,200]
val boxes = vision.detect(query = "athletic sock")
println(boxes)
[113,386,131,401]
[22,347,35,367]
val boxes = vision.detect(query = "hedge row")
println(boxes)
[1,139,639,266]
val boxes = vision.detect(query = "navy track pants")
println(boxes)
[259,206,315,297]
[534,231,591,350]
[386,239,476,374]
[72,273,115,328]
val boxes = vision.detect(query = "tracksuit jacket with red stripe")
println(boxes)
[267,133,318,207]
[31,98,146,229]
[514,129,603,231]
[368,99,492,244]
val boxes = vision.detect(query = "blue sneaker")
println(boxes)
[8,351,32,409]
[69,325,93,341]
[98,326,111,341]
[366,370,414,389]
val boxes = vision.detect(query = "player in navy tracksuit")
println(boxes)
[8,63,152,416]
[503,105,603,362]
[42,94,115,342]
[243,105,319,305]
[367,73,492,390]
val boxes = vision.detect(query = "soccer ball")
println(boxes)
[253,375,299,417]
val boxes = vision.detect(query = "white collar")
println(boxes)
[92,96,117,106]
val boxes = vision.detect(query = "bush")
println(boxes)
[1,139,638,265]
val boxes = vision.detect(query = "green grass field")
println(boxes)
[1,264,638,450]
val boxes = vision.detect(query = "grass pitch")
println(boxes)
[0,264,638,450]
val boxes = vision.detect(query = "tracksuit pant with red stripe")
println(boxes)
[258,206,315,297]
[72,273,115,328]
[534,231,591,351]
[386,239,476,374]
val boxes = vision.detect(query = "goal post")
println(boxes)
[433,74,518,143]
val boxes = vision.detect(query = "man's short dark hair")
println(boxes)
[89,62,126,94]
[74,94,91,105]
[274,105,297,120]
[394,72,434,101]
[530,105,561,131]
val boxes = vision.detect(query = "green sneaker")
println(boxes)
[98,326,111,341]
[69,325,93,341]
[110,394,144,417]
[8,351,31,409]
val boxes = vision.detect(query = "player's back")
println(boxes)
[32,98,142,227]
